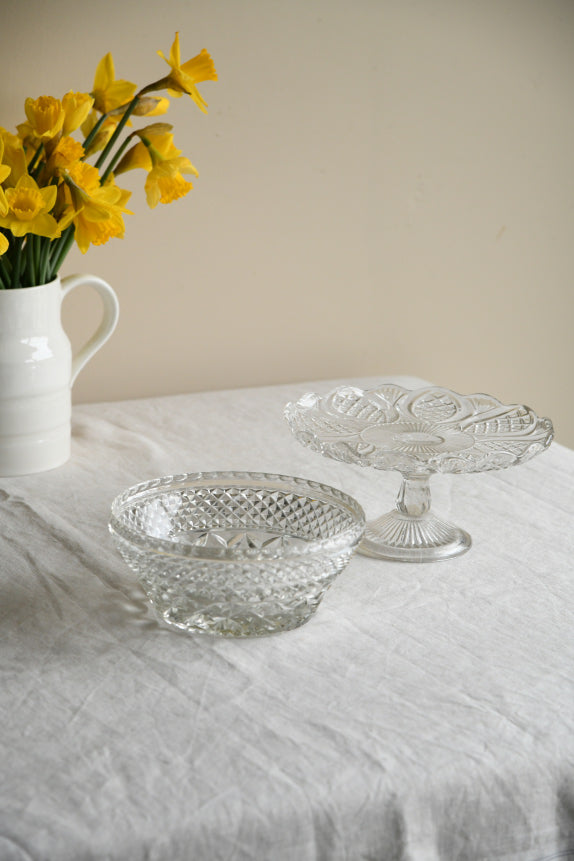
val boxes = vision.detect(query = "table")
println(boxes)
[1,377,573,861]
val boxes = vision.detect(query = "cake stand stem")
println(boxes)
[396,474,431,516]
[358,471,471,562]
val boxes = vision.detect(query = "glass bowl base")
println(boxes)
[358,511,471,562]
[155,598,320,638]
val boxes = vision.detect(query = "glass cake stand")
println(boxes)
[284,384,554,562]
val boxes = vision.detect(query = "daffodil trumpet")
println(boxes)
[0,32,216,288]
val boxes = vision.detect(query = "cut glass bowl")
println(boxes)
[109,471,365,637]
[284,384,554,562]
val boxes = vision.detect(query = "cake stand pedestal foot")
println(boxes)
[357,474,471,562]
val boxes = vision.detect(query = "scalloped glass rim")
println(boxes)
[109,470,366,560]
[284,383,554,475]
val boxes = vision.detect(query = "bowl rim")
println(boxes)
[109,470,365,560]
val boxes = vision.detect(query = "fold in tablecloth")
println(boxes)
[0,377,573,861]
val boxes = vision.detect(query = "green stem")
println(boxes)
[138,77,170,97]
[36,236,50,285]
[28,142,45,179]
[82,111,108,155]
[45,237,61,281]
[47,226,75,281]
[30,234,53,285]
[0,247,12,276]
[35,236,48,285]
[11,237,24,289]
[100,132,135,183]
[0,250,12,288]
[95,95,140,174]
[34,235,43,282]
[27,236,37,286]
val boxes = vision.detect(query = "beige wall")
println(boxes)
[3,0,574,445]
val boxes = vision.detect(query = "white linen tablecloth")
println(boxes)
[1,377,573,861]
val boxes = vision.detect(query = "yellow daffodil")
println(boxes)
[19,96,65,142]
[46,136,84,173]
[91,53,137,114]
[155,32,217,112]
[0,174,60,239]
[62,92,94,135]
[63,160,101,198]
[145,160,197,208]
[73,185,132,252]
[0,130,27,186]
[61,161,132,253]
[0,33,217,283]
[115,129,198,207]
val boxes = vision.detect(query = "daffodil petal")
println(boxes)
[171,32,181,68]
[114,142,153,174]
[26,212,60,238]
[40,185,57,212]
[176,156,199,177]
[16,175,37,191]
[5,211,59,239]
[94,53,115,93]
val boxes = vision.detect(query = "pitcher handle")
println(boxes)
[61,274,120,386]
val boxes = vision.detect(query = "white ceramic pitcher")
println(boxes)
[0,274,119,476]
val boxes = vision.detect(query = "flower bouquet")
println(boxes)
[0,33,217,478]
[0,32,217,289]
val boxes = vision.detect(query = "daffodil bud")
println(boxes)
[135,122,173,137]
[83,123,116,157]
[132,97,170,117]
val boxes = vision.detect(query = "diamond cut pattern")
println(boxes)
[110,473,365,638]
[127,487,351,549]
